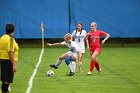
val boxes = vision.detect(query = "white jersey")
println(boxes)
[61,41,79,53]
[61,41,79,59]
[72,30,87,53]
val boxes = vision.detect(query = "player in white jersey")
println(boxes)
[72,22,89,72]
[47,33,80,76]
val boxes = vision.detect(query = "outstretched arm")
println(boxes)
[47,43,63,46]
[101,33,110,45]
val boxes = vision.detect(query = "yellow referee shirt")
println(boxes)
[14,42,19,62]
[0,34,19,62]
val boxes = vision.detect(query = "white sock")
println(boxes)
[68,63,73,72]
[71,61,76,73]
[55,58,62,67]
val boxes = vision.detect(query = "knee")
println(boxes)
[58,57,63,60]
[65,56,73,65]
[92,57,96,61]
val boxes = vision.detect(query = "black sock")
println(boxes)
[2,82,9,93]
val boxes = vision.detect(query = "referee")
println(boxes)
[0,23,19,93]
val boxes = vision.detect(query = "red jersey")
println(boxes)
[87,30,106,50]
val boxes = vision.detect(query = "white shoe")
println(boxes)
[8,86,11,92]
[98,69,102,74]
[87,71,92,75]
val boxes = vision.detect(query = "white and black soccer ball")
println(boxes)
[47,70,54,77]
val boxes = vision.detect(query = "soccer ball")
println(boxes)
[47,70,54,77]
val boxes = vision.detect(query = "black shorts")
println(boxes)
[0,60,14,83]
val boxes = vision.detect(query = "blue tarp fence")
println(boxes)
[0,0,140,38]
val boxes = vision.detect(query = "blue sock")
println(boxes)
[65,56,73,65]
[65,56,74,72]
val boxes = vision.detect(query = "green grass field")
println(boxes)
[9,46,140,93]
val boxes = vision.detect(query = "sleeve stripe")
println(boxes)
[10,38,14,51]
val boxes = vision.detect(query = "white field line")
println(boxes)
[26,49,44,93]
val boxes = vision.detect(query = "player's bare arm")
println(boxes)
[47,43,63,46]
[101,33,110,45]
[84,35,89,49]
[85,39,89,49]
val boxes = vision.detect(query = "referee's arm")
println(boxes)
[8,38,17,72]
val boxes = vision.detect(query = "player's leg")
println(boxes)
[78,52,83,73]
[71,61,76,73]
[94,48,101,73]
[50,53,68,69]
[70,52,82,73]
[91,50,100,72]
[78,48,85,73]
[88,50,100,75]
[65,56,76,76]
[87,51,94,74]
[55,53,68,67]
[95,58,101,74]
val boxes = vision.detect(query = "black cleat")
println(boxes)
[67,72,74,76]
[50,64,58,69]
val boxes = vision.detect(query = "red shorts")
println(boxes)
[90,48,102,55]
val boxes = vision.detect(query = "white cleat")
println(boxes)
[98,69,102,74]
[87,71,92,75]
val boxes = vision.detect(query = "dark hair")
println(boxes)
[6,23,15,34]
[75,22,83,35]
[77,22,83,27]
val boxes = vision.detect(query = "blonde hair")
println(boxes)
[91,22,97,27]
[64,33,72,40]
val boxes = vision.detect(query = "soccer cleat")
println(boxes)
[87,71,92,75]
[98,69,102,74]
[67,72,75,76]
[50,64,58,69]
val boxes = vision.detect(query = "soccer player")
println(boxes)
[72,22,88,72]
[0,23,19,93]
[85,22,110,75]
[47,33,80,76]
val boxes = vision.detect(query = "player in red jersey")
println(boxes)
[85,22,110,75]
